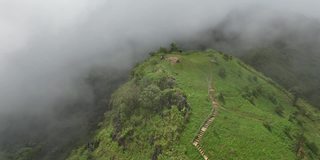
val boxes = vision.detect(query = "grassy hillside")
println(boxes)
[67,49,320,160]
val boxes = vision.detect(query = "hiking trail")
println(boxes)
[192,81,219,160]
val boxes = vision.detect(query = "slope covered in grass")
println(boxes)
[68,49,320,160]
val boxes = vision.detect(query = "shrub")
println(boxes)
[275,105,284,117]
[283,126,292,139]
[149,52,156,56]
[217,92,225,104]
[218,68,226,79]
[223,54,232,61]
[251,88,259,98]
[158,76,176,90]
[297,106,307,116]
[150,59,158,65]
[160,88,189,112]
[306,141,319,155]
[288,114,296,122]
[237,70,242,78]
[263,121,272,132]
[169,42,179,52]
[296,118,304,127]
[241,87,256,105]
[112,113,122,140]
[252,76,258,82]
[305,111,314,120]
[268,94,278,105]
[247,76,258,83]
[158,47,168,54]
[111,83,140,116]
[139,84,162,112]
[247,96,255,105]
[254,85,263,96]
[151,145,162,160]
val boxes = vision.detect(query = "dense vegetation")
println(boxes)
[68,48,320,159]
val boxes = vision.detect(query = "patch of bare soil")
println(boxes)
[166,56,180,64]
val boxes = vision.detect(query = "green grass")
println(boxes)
[67,50,320,160]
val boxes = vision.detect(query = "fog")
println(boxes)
[1,0,320,159]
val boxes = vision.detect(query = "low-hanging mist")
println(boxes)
[1,0,320,159]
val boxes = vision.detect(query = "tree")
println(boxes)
[169,43,179,52]
[139,84,161,112]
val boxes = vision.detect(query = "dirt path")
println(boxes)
[192,81,219,160]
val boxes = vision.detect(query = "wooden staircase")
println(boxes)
[192,83,219,160]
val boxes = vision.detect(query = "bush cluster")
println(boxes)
[275,105,284,117]
[262,121,272,132]
[218,68,226,79]
[241,85,263,105]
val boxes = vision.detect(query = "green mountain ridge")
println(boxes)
[67,49,320,159]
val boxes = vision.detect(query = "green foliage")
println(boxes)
[158,76,176,90]
[241,87,256,105]
[283,126,292,139]
[263,121,272,132]
[139,84,162,112]
[252,76,258,82]
[275,105,284,117]
[217,92,225,104]
[306,141,319,155]
[158,47,168,54]
[223,54,232,61]
[268,94,278,104]
[169,42,179,52]
[149,51,157,56]
[161,88,188,110]
[111,82,140,116]
[218,67,226,78]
